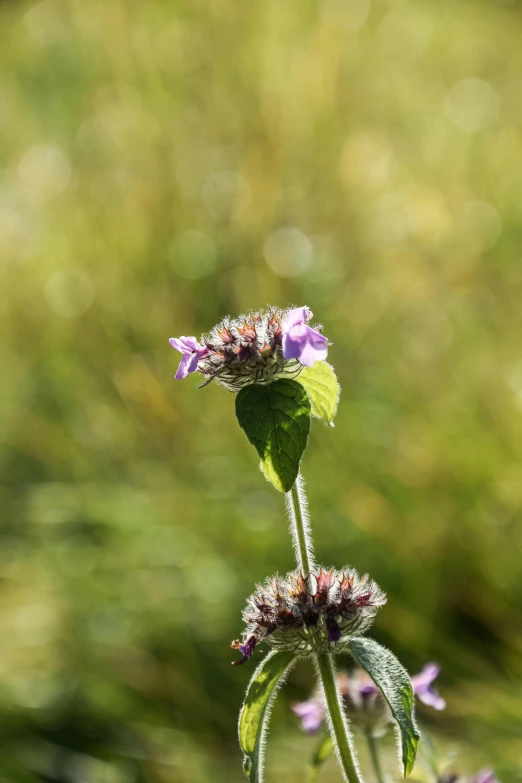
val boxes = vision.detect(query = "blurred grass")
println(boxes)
[1,0,522,780]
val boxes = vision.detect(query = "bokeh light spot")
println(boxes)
[44,269,95,318]
[18,144,71,204]
[444,78,500,132]
[378,9,433,61]
[457,201,502,251]
[320,0,370,30]
[263,228,313,277]
[202,171,251,219]
[169,230,218,279]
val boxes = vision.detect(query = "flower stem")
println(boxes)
[286,472,315,575]
[287,475,362,783]
[366,732,385,783]
[315,654,363,783]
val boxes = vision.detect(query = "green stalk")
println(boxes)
[286,475,363,783]
[366,732,385,783]
[286,472,315,575]
[315,654,363,783]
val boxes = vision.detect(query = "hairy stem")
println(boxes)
[366,732,385,783]
[285,472,315,575]
[287,475,362,783]
[315,654,363,783]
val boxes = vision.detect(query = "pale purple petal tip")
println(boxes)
[472,770,500,783]
[291,698,325,733]
[411,662,446,711]
[283,306,311,330]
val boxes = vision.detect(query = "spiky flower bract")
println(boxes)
[231,567,386,665]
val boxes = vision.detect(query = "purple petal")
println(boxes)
[283,324,328,367]
[291,698,325,733]
[282,323,308,360]
[170,335,201,354]
[327,618,341,642]
[187,352,200,374]
[472,770,500,783]
[411,663,445,710]
[360,683,379,699]
[175,353,194,380]
[411,662,440,690]
[283,306,311,330]
[232,636,257,666]
[297,328,328,367]
[416,688,446,710]
[169,337,189,354]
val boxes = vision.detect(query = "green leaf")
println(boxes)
[235,379,311,492]
[308,733,334,781]
[239,649,297,782]
[349,637,420,777]
[297,362,340,426]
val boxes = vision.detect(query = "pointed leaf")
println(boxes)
[239,650,297,782]
[309,733,334,781]
[235,379,311,492]
[297,362,340,426]
[349,637,420,777]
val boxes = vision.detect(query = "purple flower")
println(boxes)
[230,635,257,666]
[282,307,328,367]
[169,336,209,380]
[472,771,500,783]
[292,697,325,733]
[411,662,446,711]
[292,662,445,734]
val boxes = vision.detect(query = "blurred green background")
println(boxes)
[1,0,522,780]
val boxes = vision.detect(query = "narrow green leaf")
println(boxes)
[297,362,340,426]
[235,379,311,492]
[349,637,420,777]
[239,650,297,782]
[308,733,334,781]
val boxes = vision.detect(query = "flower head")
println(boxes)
[170,305,329,390]
[169,336,209,380]
[282,307,329,367]
[411,662,446,710]
[292,662,445,737]
[231,567,385,665]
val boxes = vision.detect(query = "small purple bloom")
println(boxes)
[169,336,209,380]
[411,662,446,711]
[359,683,379,699]
[293,662,445,734]
[231,635,257,666]
[282,306,328,367]
[326,617,341,643]
[472,771,500,783]
[291,697,325,733]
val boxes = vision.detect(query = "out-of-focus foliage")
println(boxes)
[0,0,521,781]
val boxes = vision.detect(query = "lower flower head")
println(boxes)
[169,305,330,390]
[292,662,446,737]
[231,566,385,665]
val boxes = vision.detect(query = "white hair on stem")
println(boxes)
[313,654,364,783]
[285,472,316,576]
